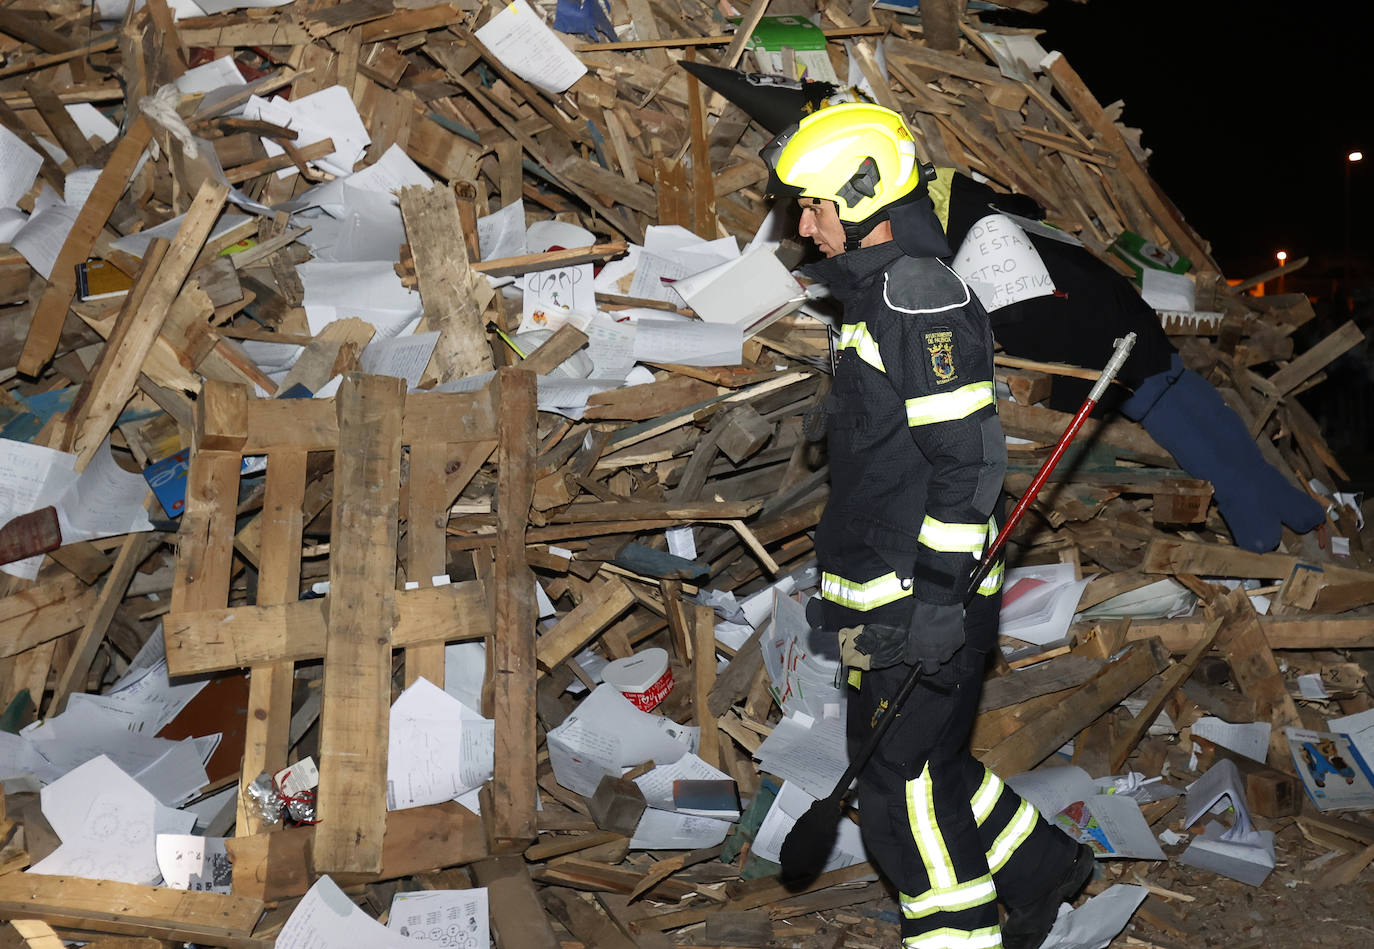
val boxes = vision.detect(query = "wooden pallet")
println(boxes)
[164,369,538,890]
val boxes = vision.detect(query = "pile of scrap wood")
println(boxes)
[0,0,1372,946]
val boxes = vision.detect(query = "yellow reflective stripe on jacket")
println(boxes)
[986,798,1038,874]
[975,558,1004,596]
[903,925,1003,949]
[918,516,989,554]
[900,874,997,920]
[970,769,1004,826]
[906,381,995,427]
[821,571,911,611]
[839,321,886,373]
[906,764,957,890]
[929,166,956,233]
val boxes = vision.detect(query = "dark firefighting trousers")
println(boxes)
[827,592,1078,948]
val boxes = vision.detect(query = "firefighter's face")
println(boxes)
[798,197,846,258]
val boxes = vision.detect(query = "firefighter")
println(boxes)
[763,101,1093,949]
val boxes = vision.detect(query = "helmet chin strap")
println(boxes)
[842,215,885,252]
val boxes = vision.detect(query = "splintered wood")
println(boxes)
[0,0,1371,946]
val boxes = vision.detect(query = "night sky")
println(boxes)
[995,1,1371,285]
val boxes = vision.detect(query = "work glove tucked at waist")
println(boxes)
[838,599,965,672]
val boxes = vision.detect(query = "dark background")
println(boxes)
[994,1,1374,479]
[997,0,1370,286]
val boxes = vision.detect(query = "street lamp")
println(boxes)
[1276,250,1288,294]
[1346,151,1363,303]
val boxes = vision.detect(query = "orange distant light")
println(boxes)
[1350,151,1364,163]
[1276,251,1288,262]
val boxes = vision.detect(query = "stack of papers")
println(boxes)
[753,713,848,801]
[629,753,738,849]
[759,590,844,722]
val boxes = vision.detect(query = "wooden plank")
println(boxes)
[472,856,561,949]
[1108,616,1223,773]
[1042,52,1216,272]
[237,448,305,836]
[692,602,720,768]
[225,801,486,902]
[1266,319,1364,396]
[997,399,1174,467]
[976,654,1106,712]
[1208,585,1303,770]
[64,181,230,468]
[489,368,539,848]
[313,373,405,875]
[980,640,1169,775]
[534,577,636,672]
[170,389,243,620]
[398,184,493,384]
[0,576,95,659]
[404,440,451,687]
[163,583,490,675]
[0,875,263,947]
[20,118,152,376]
[48,531,161,716]
[1142,537,1372,584]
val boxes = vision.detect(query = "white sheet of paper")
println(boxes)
[174,55,247,94]
[671,246,806,332]
[520,263,595,332]
[759,589,844,722]
[1191,717,1270,763]
[63,167,101,212]
[443,641,487,716]
[1007,765,1098,820]
[0,125,42,209]
[65,103,119,146]
[0,208,26,243]
[156,833,233,892]
[753,713,848,800]
[12,202,79,280]
[0,437,153,580]
[545,684,696,796]
[277,875,415,949]
[359,332,440,390]
[978,31,1049,81]
[999,563,1092,646]
[242,87,370,179]
[387,677,494,811]
[476,198,527,264]
[32,755,194,884]
[1040,884,1148,949]
[298,259,422,338]
[632,752,732,810]
[952,213,1055,313]
[752,780,867,872]
[112,211,251,258]
[633,318,742,367]
[193,0,291,12]
[387,888,490,945]
[474,0,587,94]
[630,808,734,849]
[569,311,636,380]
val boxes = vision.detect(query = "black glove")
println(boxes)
[838,623,907,670]
[906,598,966,672]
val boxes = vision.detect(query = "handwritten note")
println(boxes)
[0,126,42,209]
[951,213,1056,312]
[474,0,587,95]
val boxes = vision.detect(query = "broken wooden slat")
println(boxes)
[313,373,405,875]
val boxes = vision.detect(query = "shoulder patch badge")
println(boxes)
[925,329,956,383]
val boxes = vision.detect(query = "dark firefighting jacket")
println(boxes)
[804,240,1005,636]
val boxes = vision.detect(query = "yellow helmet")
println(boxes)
[763,102,924,224]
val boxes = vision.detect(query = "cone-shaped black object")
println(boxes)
[778,793,844,888]
[677,59,837,133]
